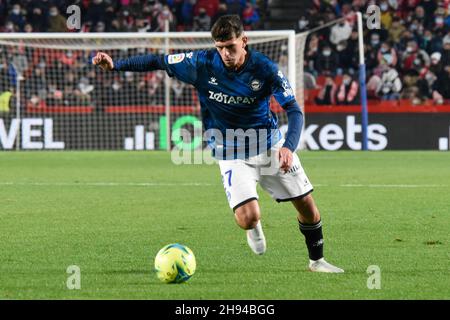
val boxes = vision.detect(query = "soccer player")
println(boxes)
[93,15,343,273]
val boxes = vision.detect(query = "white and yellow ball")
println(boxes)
[154,243,196,283]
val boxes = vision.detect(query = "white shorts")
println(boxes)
[218,140,314,210]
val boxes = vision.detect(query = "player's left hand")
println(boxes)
[278,147,293,173]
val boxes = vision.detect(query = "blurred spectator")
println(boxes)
[376,64,403,100]
[329,19,352,46]
[377,42,398,68]
[432,65,450,103]
[400,40,430,72]
[315,44,339,76]
[336,73,359,105]
[193,7,211,31]
[24,23,33,33]
[305,34,320,76]
[9,3,25,31]
[194,0,219,18]
[86,0,107,29]
[315,76,337,105]
[388,17,407,43]
[419,29,444,54]
[442,35,450,67]
[156,5,176,31]
[380,1,393,29]
[47,6,67,32]
[296,15,310,33]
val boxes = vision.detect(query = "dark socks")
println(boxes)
[298,220,324,261]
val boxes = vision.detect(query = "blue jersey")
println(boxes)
[163,49,296,158]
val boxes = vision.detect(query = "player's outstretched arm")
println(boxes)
[92,52,114,71]
[92,51,166,73]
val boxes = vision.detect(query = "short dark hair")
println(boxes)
[211,15,244,42]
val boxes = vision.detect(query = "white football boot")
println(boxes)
[246,221,266,255]
[309,258,344,273]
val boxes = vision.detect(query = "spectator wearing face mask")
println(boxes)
[48,6,67,32]
[377,42,398,68]
[426,52,448,104]
[401,40,430,72]
[433,8,446,34]
[370,33,382,50]
[376,63,402,100]
[193,7,211,31]
[315,45,339,76]
[366,33,384,71]
[380,1,393,29]
[420,29,443,54]
[9,4,25,31]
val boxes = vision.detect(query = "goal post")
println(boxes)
[0,31,296,151]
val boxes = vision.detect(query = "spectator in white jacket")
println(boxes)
[376,63,402,100]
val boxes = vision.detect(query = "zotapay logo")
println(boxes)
[208,90,256,105]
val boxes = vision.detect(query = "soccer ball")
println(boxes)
[154,243,196,283]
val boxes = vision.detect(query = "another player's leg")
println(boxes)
[234,199,266,255]
[292,194,344,273]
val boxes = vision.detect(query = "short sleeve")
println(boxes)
[270,65,296,108]
[164,51,202,86]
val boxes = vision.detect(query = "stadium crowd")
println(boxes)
[0,0,449,109]
[0,0,266,32]
[302,0,450,105]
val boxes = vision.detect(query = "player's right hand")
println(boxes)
[92,52,114,71]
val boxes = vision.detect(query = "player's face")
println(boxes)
[214,35,248,69]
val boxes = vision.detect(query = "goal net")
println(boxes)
[0,31,297,151]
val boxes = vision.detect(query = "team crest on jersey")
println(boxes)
[209,77,218,85]
[278,70,285,78]
[168,53,185,64]
[250,79,262,91]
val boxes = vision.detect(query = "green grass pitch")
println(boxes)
[0,151,449,299]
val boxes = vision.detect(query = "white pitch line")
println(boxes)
[339,184,447,188]
[0,182,213,187]
[0,182,446,188]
